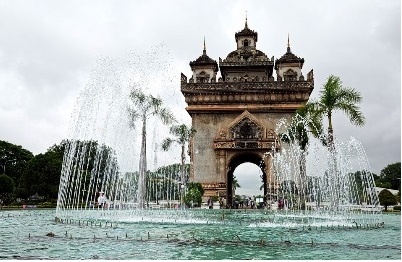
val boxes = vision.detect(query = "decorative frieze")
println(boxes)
[213,140,279,150]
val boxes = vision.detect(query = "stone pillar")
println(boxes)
[217,150,226,183]
[264,153,276,201]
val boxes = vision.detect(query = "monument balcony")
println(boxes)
[180,81,313,111]
[181,80,313,93]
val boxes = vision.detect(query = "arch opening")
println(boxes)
[226,153,266,208]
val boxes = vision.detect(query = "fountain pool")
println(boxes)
[0,209,400,260]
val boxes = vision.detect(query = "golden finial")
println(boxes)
[245,11,248,28]
[287,33,290,48]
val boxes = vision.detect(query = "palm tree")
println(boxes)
[315,75,365,151]
[281,102,324,151]
[314,75,365,208]
[280,102,324,208]
[128,88,175,208]
[161,124,195,184]
[232,175,240,197]
[161,124,195,205]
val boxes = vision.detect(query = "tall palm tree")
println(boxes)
[128,88,175,208]
[316,75,365,151]
[232,175,240,197]
[161,124,195,205]
[161,124,195,184]
[281,102,324,151]
[315,75,365,208]
[280,102,324,208]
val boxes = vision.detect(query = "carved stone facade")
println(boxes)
[181,20,314,206]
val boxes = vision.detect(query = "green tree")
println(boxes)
[0,174,15,205]
[280,102,324,204]
[315,75,365,150]
[313,75,365,207]
[380,162,401,190]
[162,124,195,188]
[0,140,34,190]
[187,182,204,196]
[184,188,202,207]
[378,189,397,211]
[184,182,204,207]
[17,142,66,200]
[232,175,240,197]
[128,88,175,207]
[281,102,324,151]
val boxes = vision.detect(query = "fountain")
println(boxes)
[55,46,382,230]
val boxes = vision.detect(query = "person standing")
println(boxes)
[98,192,106,208]
[208,197,213,209]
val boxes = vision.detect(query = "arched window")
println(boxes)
[283,69,297,81]
[196,71,210,83]
[244,39,249,47]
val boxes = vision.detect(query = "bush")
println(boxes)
[393,206,401,211]
[378,189,398,211]
[184,188,202,207]
[211,195,219,202]
[37,202,56,208]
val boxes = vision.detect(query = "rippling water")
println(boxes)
[0,209,400,260]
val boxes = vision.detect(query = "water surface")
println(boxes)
[0,209,400,260]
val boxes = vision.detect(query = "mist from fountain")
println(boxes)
[55,45,188,220]
[265,115,382,227]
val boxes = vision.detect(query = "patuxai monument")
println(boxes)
[180,18,314,206]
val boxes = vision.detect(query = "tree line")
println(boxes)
[0,138,399,207]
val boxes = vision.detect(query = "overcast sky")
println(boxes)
[0,0,400,196]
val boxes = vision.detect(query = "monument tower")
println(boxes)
[180,19,314,206]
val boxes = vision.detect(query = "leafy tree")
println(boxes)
[187,182,204,196]
[279,180,299,209]
[0,140,34,189]
[380,162,401,190]
[378,189,397,211]
[0,174,14,205]
[0,174,14,193]
[184,182,204,207]
[148,163,190,203]
[314,75,365,150]
[279,180,299,195]
[162,124,195,189]
[128,88,175,207]
[348,170,378,205]
[184,188,202,207]
[17,142,66,200]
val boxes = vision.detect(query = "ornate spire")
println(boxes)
[275,35,305,70]
[190,37,218,71]
[245,11,248,29]
[235,12,258,42]
[203,36,206,55]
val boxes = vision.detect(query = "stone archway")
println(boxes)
[226,152,266,208]
[210,110,280,207]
